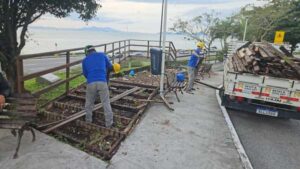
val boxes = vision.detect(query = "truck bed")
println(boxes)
[223,42,300,118]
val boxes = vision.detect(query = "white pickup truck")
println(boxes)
[222,42,300,119]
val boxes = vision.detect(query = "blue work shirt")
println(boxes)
[187,48,204,68]
[82,52,113,84]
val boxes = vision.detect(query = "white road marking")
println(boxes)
[216,86,254,169]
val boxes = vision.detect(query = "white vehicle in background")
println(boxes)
[221,41,300,119]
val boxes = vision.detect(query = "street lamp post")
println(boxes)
[243,18,249,42]
[159,0,165,47]
[160,0,168,96]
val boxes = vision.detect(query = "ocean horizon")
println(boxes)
[21,27,221,55]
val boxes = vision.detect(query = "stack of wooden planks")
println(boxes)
[228,42,300,80]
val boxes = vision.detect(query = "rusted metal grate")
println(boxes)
[37,80,158,160]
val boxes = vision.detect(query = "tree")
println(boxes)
[266,0,300,53]
[212,17,236,52]
[0,0,100,89]
[238,3,287,41]
[170,12,220,51]
[232,0,298,42]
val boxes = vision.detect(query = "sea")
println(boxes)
[22,28,204,55]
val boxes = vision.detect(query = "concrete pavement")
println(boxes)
[0,129,107,169]
[108,72,243,169]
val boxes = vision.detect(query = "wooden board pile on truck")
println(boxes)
[221,41,300,119]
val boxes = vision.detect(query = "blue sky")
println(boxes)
[32,0,265,33]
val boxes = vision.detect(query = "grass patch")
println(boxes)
[25,67,85,106]
[120,57,150,70]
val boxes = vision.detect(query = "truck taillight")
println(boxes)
[236,96,245,103]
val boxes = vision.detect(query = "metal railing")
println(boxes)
[15,39,177,95]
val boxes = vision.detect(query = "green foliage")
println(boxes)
[210,17,235,53]
[216,51,225,62]
[266,0,300,53]
[170,11,220,50]
[0,0,100,87]
[236,1,291,41]
[211,0,299,53]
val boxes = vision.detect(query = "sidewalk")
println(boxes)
[108,72,243,169]
[0,130,107,169]
[0,71,244,169]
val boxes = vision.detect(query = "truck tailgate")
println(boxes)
[225,72,300,107]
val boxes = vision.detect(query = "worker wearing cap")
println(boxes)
[82,45,118,128]
[186,42,205,93]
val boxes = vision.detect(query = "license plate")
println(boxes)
[256,108,278,117]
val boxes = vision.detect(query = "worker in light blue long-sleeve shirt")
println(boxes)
[82,45,114,127]
[186,42,206,93]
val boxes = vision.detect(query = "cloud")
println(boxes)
[118,0,255,4]
[32,0,264,33]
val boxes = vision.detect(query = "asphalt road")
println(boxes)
[23,56,84,74]
[228,110,300,169]
[23,55,125,75]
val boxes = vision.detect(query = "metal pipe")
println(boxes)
[160,0,168,95]
[159,0,165,47]
[243,18,249,42]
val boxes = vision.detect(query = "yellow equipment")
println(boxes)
[113,63,121,73]
[197,42,206,49]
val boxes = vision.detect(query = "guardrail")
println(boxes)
[176,49,222,63]
[15,39,177,95]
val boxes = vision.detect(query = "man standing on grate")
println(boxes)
[82,45,114,128]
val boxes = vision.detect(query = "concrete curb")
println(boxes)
[216,87,254,169]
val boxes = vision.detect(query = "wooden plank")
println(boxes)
[232,53,245,72]
[264,43,300,76]
[245,47,254,56]
[160,95,174,111]
[67,94,86,100]
[42,87,141,133]
[258,47,269,58]
[237,48,246,58]
[110,80,157,89]
[134,88,146,95]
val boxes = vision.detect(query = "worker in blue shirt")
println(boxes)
[82,45,114,127]
[186,42,206,93]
